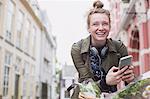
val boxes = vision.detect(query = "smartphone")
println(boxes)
[119,55,132,69]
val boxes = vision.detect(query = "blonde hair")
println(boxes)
[87,0,110,28]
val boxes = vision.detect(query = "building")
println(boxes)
[38,10,57,99]
[108,0,150,77]
[0,0,56,99]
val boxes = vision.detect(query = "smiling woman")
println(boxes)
[70,0,135,98]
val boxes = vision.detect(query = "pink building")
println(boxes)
[109,0,150,75]
[108,0,150,77]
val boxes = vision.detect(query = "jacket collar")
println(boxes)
[80,36,117,54]
[80,35,91,54]
[107,38,117,53]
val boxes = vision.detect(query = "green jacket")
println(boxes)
[71,35,128,98]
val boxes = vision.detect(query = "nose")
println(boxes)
[97,24,103,30]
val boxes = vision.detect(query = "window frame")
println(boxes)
[3,51,12,96]
[16,10,24,48]
[5,0,15,42]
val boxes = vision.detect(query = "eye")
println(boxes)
[92,22,99,26]
[102,22,109,26]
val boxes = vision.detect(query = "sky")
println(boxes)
[37,0,109,65]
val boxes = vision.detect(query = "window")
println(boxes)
[44,58,49,72]
[31,26,36,56]
[44,37,52,59]
[44,58,49,67]
[31,65,35,77]
[24,19,30,52]
[5,0,15,41]
[4,52,12,65]
[16,10,24,48]
[22,62,29,98]
[3,66,10,96]
[15,57,21,72]
[22,78,26,98]
[0,48,1,66]
[29,80,33,98]
[0,2,3,37]
[62,79,65,87]
[36,85,39,95]
[0,2,2,21]
[3,52,12,96]
[24,62,30,75]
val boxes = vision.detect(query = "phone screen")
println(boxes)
[119,55,132,69]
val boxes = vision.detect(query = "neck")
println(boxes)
[91,39,106,48]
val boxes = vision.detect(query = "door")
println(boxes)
[14,74,20,99]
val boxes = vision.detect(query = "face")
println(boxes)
[88,13,110,43]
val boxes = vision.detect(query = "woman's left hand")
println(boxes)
[78,92,97,99]
[122,65,135,84]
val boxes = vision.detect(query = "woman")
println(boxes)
[71,0,135,98]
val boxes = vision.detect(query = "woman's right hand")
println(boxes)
[106,66,129,85]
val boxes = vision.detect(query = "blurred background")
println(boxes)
[0,0,149,99]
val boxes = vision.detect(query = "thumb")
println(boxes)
[109,66,119,72]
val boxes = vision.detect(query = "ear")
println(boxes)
[88,27,91,33]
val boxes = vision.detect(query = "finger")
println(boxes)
[79,93,85,99]
[128,65,134,70]
[126,75,135,82]
[79,95,84,99]
[110,66,119,72]
[122,73,132,79]
[122,73,134,81]
[116,74,124,80]
[124,69,133,75]
[121,65,129,71]
[85,96,96,99]
[116,79,122,84]
[78,96,84,99]
[116,66,129,75]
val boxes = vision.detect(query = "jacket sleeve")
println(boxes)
[71,42,91,83]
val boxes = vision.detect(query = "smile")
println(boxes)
[96,32,105,35]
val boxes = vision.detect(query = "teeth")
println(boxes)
[96,32,105,35]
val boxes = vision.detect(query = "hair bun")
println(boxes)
[93,0,103,9]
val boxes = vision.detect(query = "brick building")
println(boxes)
[108,0,150,77]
